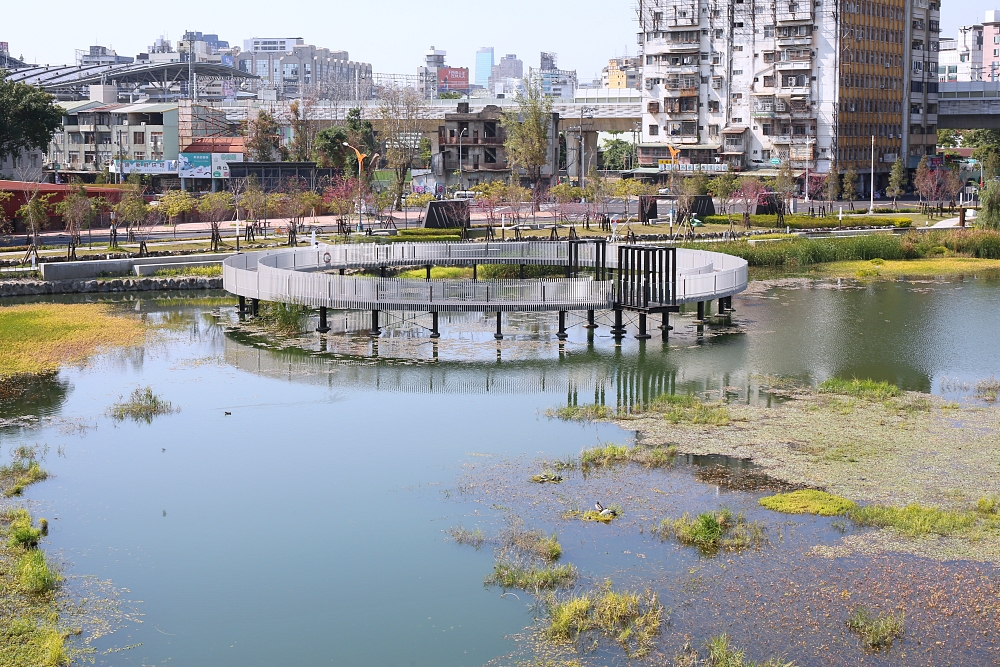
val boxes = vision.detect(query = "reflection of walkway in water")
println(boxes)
[222,316,772,410]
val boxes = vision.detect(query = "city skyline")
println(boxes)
[3,0,640,82]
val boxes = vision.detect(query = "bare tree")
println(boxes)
[374,83,424,210]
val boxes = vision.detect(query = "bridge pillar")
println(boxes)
[494,312,503,340]
[660,312,672,338]
[238,295,246,315]
[339,268,345,276]
[611,308,626,336]
[316,306,330,333]
[584,309,597,329]
[370,310,381,336]
[519,264,525,279]
[251,298,259,317]
[635,313,651,339]
[567,132,582,182]
[557,311,568,340]
[430,311,440,338]
[473,264,477,281]
[425,264,431,280]
[695,301,706,324]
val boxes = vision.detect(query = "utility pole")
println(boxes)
[869,135,875,214]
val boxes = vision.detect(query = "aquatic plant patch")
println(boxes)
[448,526,485,549]
[108,386,177,424]
[846,502,1000,538]
[846,606,904,652]
[759,490,856,516]
[485,562,576,591]
[545,404,615,421]
[544,583,664,658]
[577,443,677,470]
[0,303,145,378]
[672,633,798,667]
[0,446,49,498]
[818,378,900,401]
[656,509,766,555]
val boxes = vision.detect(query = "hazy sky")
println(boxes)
[4,0,994,79]
[4,0,641,82]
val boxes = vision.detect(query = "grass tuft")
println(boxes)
[818,377,900,401]
[975,376,1000,402]
[485,562,576,591]
[16,549,61,595]
[0,617,70,667]
[0,446,49,498]
[448,526,486,549]
[256,301,309,335]
[545,583,663,658]
[846,503,989,537]
[656,509,766,555]
[4,509,42,549]
[577,443,677,470]
[846,606,904,651]
[674,633,798,667]
[758,490,856,516]
[108,386,177,424]
[546,404,616,421]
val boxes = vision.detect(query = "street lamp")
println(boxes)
[343,141,367,231]
[458,127,468,192]
[578,105,597,188]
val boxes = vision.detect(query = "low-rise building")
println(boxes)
[237,38,372,100]
[77,46,133,67]
[602,57,641,89]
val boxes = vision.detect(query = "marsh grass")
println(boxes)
[16,549,60,595]
[578,443,677,471]
[546,404,616,422]
[486,562,576,591]
[0,303,145,378]
[4,509,41,549]
[0,618,69,667]
[975,376,1000,402]
[108,386,177,424]
[545,583,663,658]
[673,634,797,667]
[657,509,766,555]
[256,301,309,335]
[448,526,485,549]
[846,606,904,651]
[847,501,1000,538]
[640,394,731,425]
[0,446,49,498]
[818,378,900,401]
[758,490,856,516]
[152,264,222,277]
[530,470,564,484]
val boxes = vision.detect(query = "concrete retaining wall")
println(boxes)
[39,253,234,281]
[0,276,224,298]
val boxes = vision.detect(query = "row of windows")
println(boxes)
[844,51,902,66]
[841,100,901,113]
[839,124,903,137]
[841,74,904,90]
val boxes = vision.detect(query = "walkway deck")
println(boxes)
[222,240,748,313]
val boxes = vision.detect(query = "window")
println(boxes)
[732,117,743,123]
[708,100,720,112]
[132,132,145,144]
[912,60,923,72]
[764,25,775,37]
[714,29,724,38]
[731,92,743,99]
[484,148,497,163]
[132,152,145,160]
[709,124,720,136]
[734,45,744,51]
[762,122,772,135]
[762,149,771,160]
[712,54,721,64]
[648,124,659,136]
[764,75,775,86]
[150,131,163,148]
[732,70,743,75]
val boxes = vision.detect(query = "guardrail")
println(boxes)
[222,241,747,312]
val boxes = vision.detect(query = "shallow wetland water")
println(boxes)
[1,275,1000,666]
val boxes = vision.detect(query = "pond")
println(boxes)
[3,274,1000,666]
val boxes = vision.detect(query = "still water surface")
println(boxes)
[3,275,1000,666]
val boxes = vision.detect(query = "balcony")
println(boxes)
[770,134,816,144]
[775,8,814,22]
[721,142,746,154]
[775,59,813,71]
[776,36,814,47]
[775,85,811,97]
[438,135,504,146]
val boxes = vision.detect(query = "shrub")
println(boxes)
[5,509,41,549]
[657,509,766,555]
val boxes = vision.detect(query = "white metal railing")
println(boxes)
[223,241,748,311]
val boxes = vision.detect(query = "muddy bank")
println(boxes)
[0,276,222,297]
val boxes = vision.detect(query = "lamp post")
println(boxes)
[344,141,367,231]
[458,127,468,192]
[578,105,597,189]
[869,135,875,214]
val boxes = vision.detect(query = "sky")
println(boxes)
[4,0,641,83]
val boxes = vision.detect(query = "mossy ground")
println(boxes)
[811,256,1000,280]
[0,303,145,378]
[614,382,1000,562]
[759,490,856,516]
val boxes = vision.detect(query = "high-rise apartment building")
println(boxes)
[984,11,1000,80]
[475,47,495,88]
[418,46,447,98]
[638,0,939,186]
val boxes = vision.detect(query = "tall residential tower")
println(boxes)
[638,0,940,186]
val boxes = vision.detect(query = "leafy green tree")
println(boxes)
[418,137,432,168]
[346,108,377,180]
[114,185,148,245]
[962,129,1000,179]
[0,70,63,163]
[937,129,961,149]
[159,189,195,224]
[773,162,797,225]
[601,137,633,171]
[886,157,907,209]
[501,77,554,202]
[977,179,1000,229]
[16,191,53,249]
[314,125,350,169]
[375,83,424,210]
[437,91,462,99]
[733,176,766,229]
[707,172,738,215]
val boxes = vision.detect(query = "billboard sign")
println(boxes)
[109,159,178,174]
[438,67,469,92]
[178,153,212,178]
[211,153,244,178]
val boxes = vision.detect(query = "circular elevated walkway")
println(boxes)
[222,240,748,313]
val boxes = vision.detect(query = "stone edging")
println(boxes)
[0,276,223,297]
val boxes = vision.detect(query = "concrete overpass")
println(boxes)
[938,82,1000,129]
